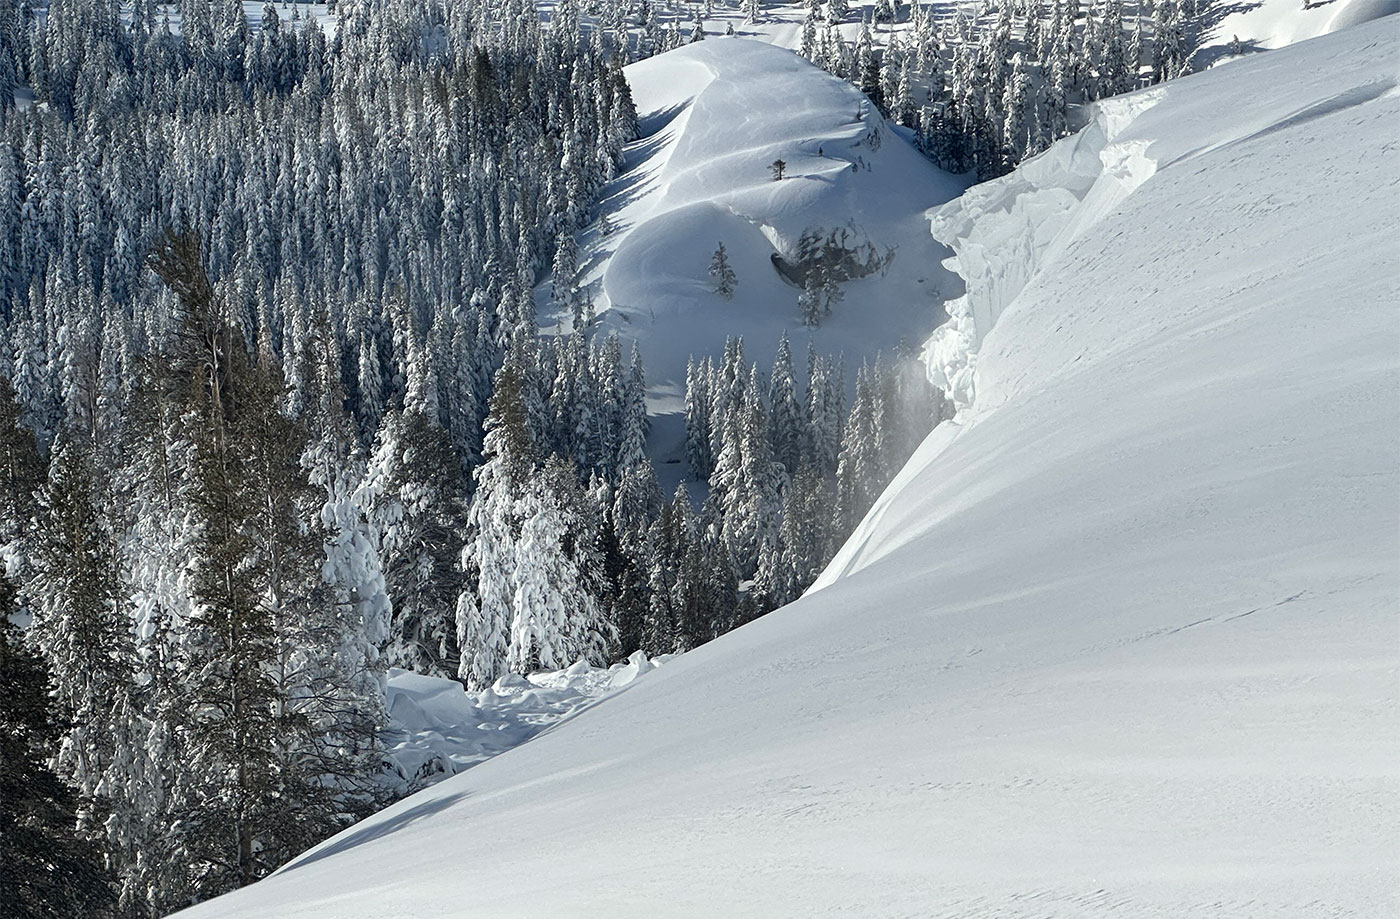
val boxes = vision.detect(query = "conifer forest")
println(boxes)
[0,0,1219,912]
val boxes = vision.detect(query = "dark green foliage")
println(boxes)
[0,612,115,919]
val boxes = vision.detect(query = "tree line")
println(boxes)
[798,0,1202,178]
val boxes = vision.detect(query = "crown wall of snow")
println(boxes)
[920,89,1166,417]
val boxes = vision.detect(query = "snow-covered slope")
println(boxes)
[541,38,964,419]
[176,17,1399,919]
[1203,0,1400,60]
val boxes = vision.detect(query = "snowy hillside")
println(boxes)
[1202,0,1400,59]
[539,37,964,417]
[175,16,1398,919]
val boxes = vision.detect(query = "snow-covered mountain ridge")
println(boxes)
[540,37,964,419]
[176,15,1399,919]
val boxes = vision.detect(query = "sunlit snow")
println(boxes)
[175,14,1398,919]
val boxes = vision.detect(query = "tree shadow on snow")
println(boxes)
[636,101,690,139]
[274,790,473,875]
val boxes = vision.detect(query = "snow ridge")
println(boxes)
[545,38,964,422]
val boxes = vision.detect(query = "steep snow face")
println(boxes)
[917,85,1168,414]
[540,38,964,418]
[175,20,1399,919]
[919,12,1398,419]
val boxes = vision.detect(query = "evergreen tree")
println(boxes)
[0,612,115,919]
[675,494,737,649]
[768,333,805,476]
[709,241,737,299]
[363,405,468,678]
[767,464,836,606]
[644,485,692,654]
[508,458,612,672]
[684,356,714,480]
[152,232,375,895]
[25,436,131,835]
[0,374,43,557]
[833,364,887,537]
[711,370,784,582]
[804,348,844,478]
[459,358,535,690]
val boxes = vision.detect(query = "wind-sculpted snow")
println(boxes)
[175,20,1398,919]
[541,39,965,420]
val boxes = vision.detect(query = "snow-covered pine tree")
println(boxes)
[685,355,714,480]
[710,337,747,468]
[1152,0,1188,82]
[615,345,651,479]
[459,356,536,690]
[712,369,784,582]
[607,461,662,657]
[804,348,845,479]
[644,485,692,654]
[508,457,613,672]
[302,328,391,768]
[800,268,825,327]
[676,493,739,647]
[709,241,737,299]
[1001,53,1035,158]
[361,386,468,679]
[25,434,131,840]
[150,231,374,894]
[552,229,586,330]
[768,333,805,476]
[767,464,836,607]
[0,374,43,559]
[833,362,887,538]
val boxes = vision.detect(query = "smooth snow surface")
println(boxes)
[540,38,965,419]
[177,19,1400,919]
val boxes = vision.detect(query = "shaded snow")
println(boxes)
[381,653,665,788]
[176,18,1399,919]
[1202,0,1400,60]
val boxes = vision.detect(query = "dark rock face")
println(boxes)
[770,224,895,288]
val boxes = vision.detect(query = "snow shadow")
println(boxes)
[275,790,472,875]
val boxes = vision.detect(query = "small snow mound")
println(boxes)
[1330,0,1400,31]
[491,672,532,693]
[608,650,656,689]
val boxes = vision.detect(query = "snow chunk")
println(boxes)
[380,656,666,789]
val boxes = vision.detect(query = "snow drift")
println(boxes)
[177,17,1399,919]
